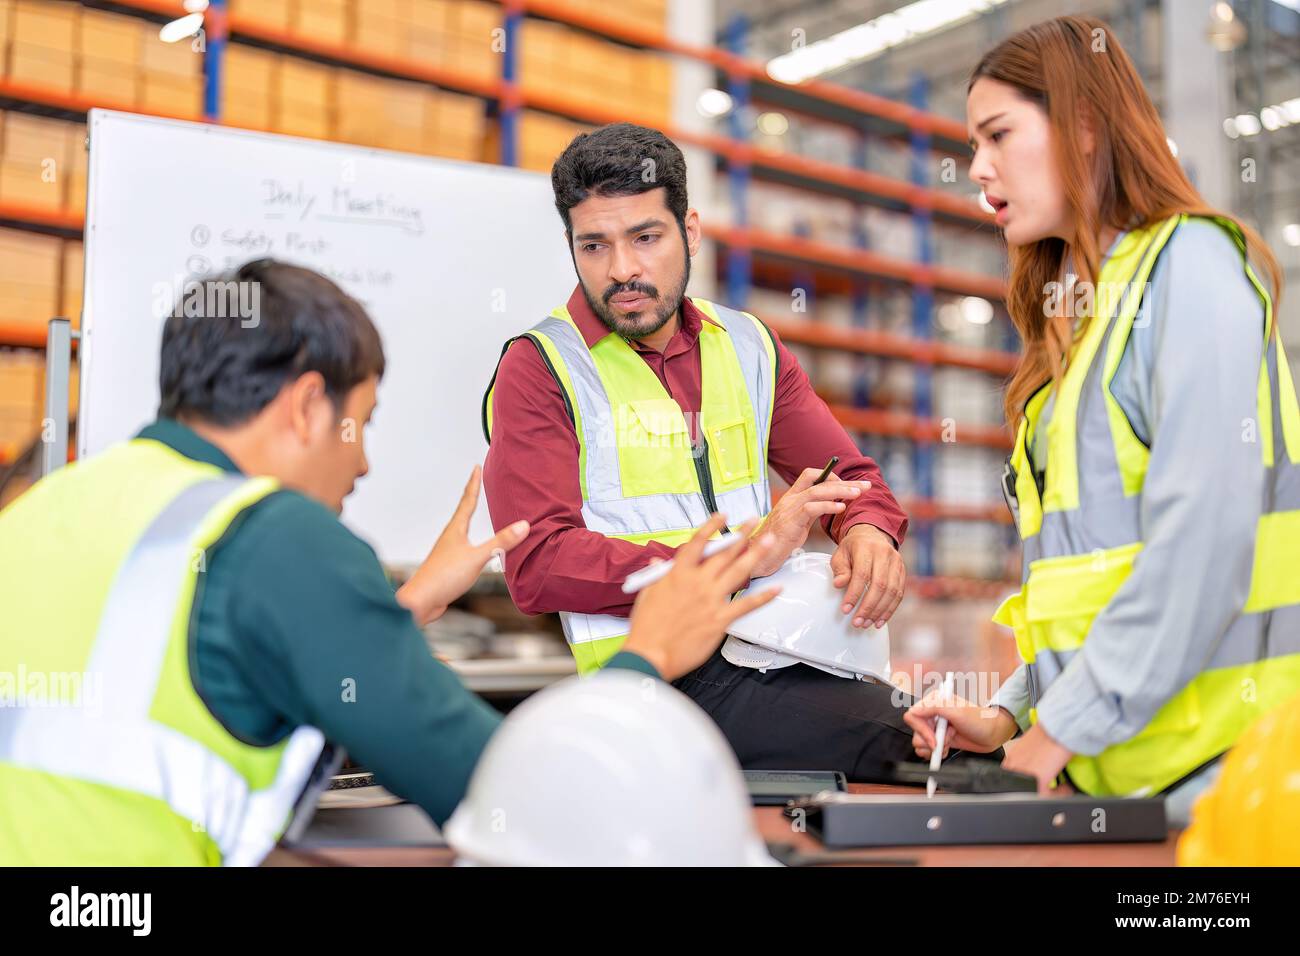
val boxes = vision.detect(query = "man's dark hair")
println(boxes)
[551,122,689,233]
[158,259,385,427]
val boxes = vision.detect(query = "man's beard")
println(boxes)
[581,252,691,341]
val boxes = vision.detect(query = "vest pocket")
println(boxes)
[625,399,690,449]
[1137,680,1202,736]
[615,400,700,498]
[1023,542,1143,655]
[709,417,754,485]
[1024,542,1202,742]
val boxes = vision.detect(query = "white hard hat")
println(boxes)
[443,671,777,867]
[724,551,893,682]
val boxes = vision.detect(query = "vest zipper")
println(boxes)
[692,435,722,517]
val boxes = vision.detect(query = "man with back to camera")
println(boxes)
[0,259,780,865]
[482,123,991,777]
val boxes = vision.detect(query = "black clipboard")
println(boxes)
[786,791,1168,847]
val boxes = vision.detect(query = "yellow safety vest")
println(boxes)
[0,438,332,865]
[995,215,1300,796]
[484,297,778,673]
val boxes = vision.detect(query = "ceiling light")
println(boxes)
[767,0,1009,84]
[1234,113,1262,136]
[959,296,993,325]
[756,112,789,136]
[696,89,733,118]
[159,13,204,43]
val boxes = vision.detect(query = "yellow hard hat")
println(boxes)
[1178,692,1300,866]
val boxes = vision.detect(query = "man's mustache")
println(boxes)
[603,281,659,304]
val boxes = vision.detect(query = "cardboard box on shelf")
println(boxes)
[140,25,201,78]
[335,72,392,147]
[277,110,330,140]
[516,22,670,126]
[355,18,402,60]
[75,62,138,106]
[276,59,333,138]
[334,69,388,114]
[625,0,668,32]
[449,35,497,80]
[580,36,624,86]
[141,72,203,118]
[407,26,449,65]
[0,113,72,211]
[61,240,83,330]
[0,287,58,325]
[642,55,673,116]
[380,78,427,152]
[421,89,484,157]
[0,354,42,411]
[64,122,87,216]
[353,0,408,58]
[409,0,452,29]
[0,157,59,210]
[68,123,86,169]
[223,45,278,129]
[0,351,80,452]
[79,10,142,66]
[519,20,571,100]
[230,0,291,33]
[293,0,349,47]
[355,0,405,16]
[12,0,75,49]
[7,42,75,92]
[0,227,60,323]
[74,9,137,104]
[519,111,588,173]
[438,140,481,162]
[1,112,72,162]
[451,0,500,43]
[225,44,278,90]
[435,90,485,136]
[559,0,665,31]
[278,57,333,111]
[520,18,568,65]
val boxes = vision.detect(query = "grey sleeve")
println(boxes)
[1036,220,1267,756]
[990,663,1032,732]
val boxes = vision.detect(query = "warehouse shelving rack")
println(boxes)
[0,0,1020,588]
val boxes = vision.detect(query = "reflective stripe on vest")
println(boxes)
[0,448,328,865]
[994,215,1300,797]
[485,298,777,673]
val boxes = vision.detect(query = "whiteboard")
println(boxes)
[80,110,574,566]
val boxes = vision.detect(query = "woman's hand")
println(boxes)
[1001,723,1075,796]
[904,690,1018,758]
[622,515,782,681]
[396,465,529,627]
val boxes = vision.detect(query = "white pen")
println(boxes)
[927,671,955,798]
[621,532,745,594]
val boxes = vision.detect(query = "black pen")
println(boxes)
[812,455,840,486]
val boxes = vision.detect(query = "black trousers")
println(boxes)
[673,648,1004,783]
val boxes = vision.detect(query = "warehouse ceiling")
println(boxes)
[713,0,1300,342]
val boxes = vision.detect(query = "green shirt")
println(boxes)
[138,419,659,826]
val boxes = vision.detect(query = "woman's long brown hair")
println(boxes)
[970,15,1282,425]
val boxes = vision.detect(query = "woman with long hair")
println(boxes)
[903,15,1300,825]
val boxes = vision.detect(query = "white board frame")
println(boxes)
[79,109,576,567]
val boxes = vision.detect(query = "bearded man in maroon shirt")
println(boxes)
[482,123,986,777]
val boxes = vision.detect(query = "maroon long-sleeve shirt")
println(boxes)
[483,286,909,618]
